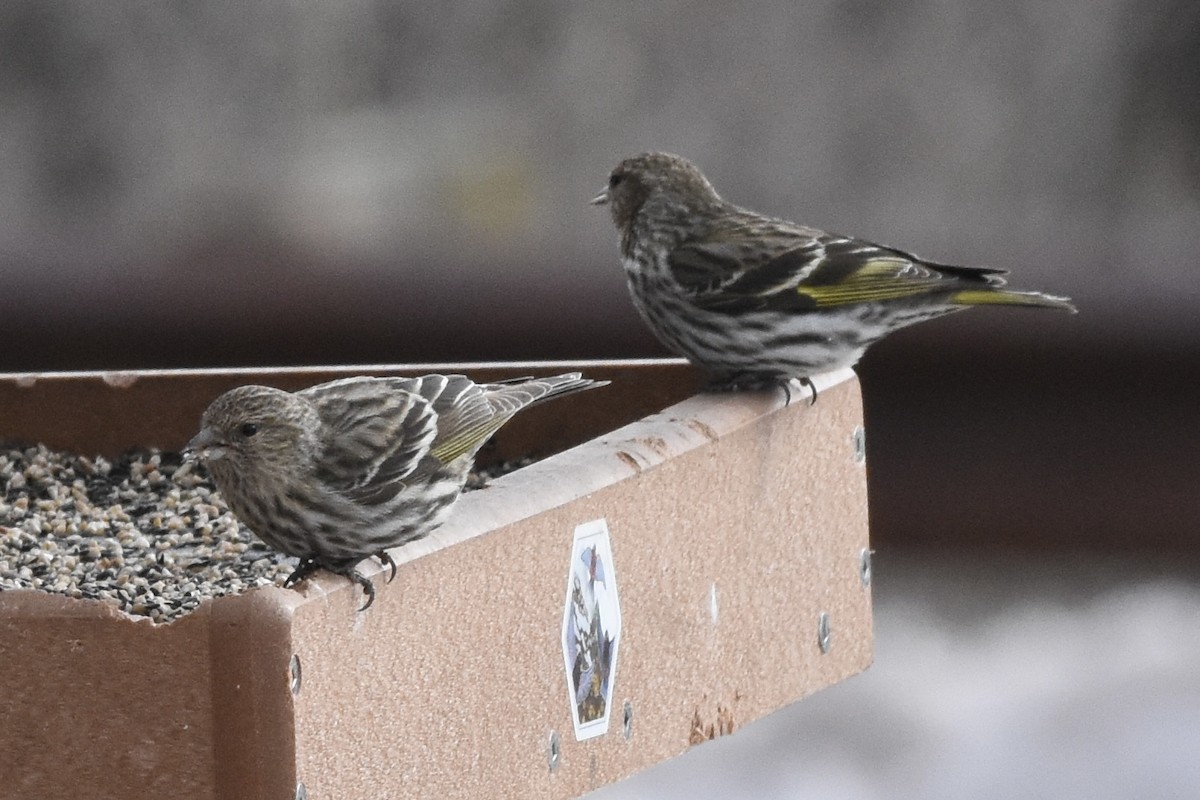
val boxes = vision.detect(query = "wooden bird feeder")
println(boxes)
[0,359,872,799]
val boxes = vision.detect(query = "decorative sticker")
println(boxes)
[561,518,622,741]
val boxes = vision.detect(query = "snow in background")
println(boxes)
[588,554,1200,799]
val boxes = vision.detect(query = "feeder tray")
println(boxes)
[0,359,872,800]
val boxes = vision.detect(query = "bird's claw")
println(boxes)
[347,570,376,611]
[375,551,397,583]
[797,377,818,406]
[284,558,321,588]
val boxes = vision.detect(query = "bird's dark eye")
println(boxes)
[609,172,624,188]
[240,422,259,437]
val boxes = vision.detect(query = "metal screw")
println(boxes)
[548,731,561,773]
[817,612,831,654]
[852,426,866,464]
[859,548,873,587]
[295,782,308,800]
[623,700,634,740]
[289,654,302,695]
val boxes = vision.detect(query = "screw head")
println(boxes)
[547,731,562,773]
[852,426,866,464]
[817,612,831,654]
[290,654,302,695]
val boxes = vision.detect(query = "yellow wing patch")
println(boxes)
[429,417,509,465]
[796,258,942,307]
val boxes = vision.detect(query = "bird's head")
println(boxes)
[185,385,318,476]
[591,152,722,231]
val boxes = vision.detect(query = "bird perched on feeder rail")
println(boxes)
[185,373,606,610]
[592,152,1075,399]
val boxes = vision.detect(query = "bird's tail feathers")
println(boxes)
[949,289,1077,313]
[487,372,609,410]
[522,373,611,406]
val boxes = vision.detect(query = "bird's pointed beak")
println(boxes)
[589,187,610,206]
[183,427,226,461]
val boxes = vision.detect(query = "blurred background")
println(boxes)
[2,0,1198,796]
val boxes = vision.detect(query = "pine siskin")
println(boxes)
[185,373,605,609]
[592,152,1076,394]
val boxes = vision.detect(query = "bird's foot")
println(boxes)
[344,569,376,611]
[375,550,397,583]
[703,374,816,406]
[284,558,379,611]
[796,377,818,406]
[326,563,377,611]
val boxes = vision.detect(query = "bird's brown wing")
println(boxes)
[302,376,441,504]
[305,374,600,504]
[667,216,821,294]
[671,218,1007,313]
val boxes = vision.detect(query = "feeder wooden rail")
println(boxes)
[0,360,872,800]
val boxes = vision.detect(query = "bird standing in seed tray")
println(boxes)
[592,152,1075,397]
[186,373,605,610]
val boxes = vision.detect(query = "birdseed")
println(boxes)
[0,443,531,624]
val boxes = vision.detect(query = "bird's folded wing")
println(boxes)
[668,220,822,294]
[304,377,440,503]
[677,227,1007,312]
